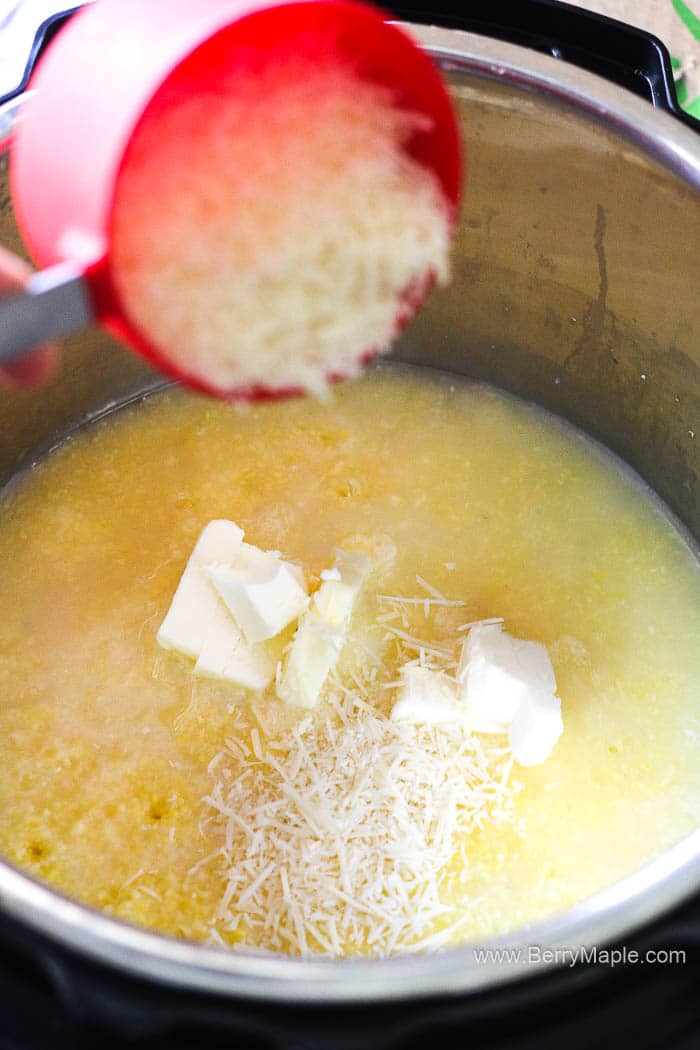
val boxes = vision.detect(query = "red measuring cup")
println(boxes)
[3,0,462,398]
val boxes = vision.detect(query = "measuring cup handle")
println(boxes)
[0,262,92,363]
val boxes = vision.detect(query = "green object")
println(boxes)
[672,0,700,41]
[671,0,700,115]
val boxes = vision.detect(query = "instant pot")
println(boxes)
[1,1,700,1046]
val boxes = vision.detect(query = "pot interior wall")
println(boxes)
[0,68,699,538]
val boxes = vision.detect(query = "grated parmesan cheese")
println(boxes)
[200,575,517,957]
[203,684,515,957]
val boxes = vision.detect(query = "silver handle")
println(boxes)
[0,261,93,361]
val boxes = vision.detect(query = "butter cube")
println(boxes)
[207,546,308,644]
[156,520,244,658]
[458,623,555,734]
[157,519,274,690]
[457,622,562,765]
[277,550,369,708]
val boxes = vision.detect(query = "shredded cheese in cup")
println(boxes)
[110,50,453,398]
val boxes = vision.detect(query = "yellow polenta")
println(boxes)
[0,365,698,952]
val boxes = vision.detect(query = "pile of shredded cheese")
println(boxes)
[198,581,518,957]
[202,693,514,957]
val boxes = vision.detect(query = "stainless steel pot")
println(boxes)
[0,13,699,1011]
